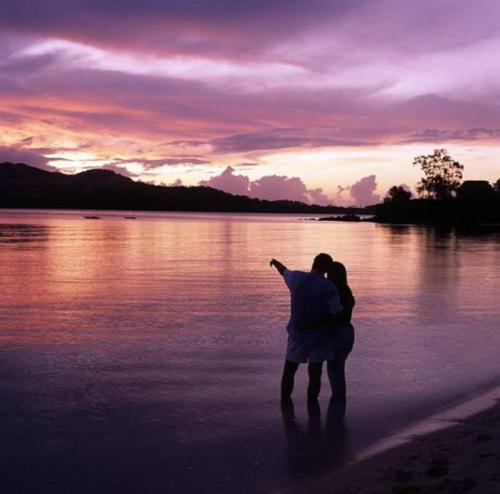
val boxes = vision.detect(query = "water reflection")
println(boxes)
[0,211,499,493]
[281,398,351,479]
[0,223,50,244]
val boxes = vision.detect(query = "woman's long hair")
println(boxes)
[327,261,355,319]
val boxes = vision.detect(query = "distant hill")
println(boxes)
[0,162,375,214]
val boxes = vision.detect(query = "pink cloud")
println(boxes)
[308,188,331,205]
[200,166,330,205]
[0,144,56,171]
[250,175,329,205]
[99,163,137,177]
[348,175,380,207]
[115,157,210,168]
[0,0,499,187]
[0,1,348,61]
[200,166,250,196]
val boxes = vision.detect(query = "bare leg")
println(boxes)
[307,362,323,402]
[281,360,299,398]
[327,357,347,400]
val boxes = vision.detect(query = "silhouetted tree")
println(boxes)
[384,185,412,204]
[413,149,464,199]
[493,178,500,193]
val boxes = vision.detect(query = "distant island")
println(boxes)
[2,158,498,225]
[322,149,500,226]
[372,149,500,226]
[0,162,375,215]
[373,185,500,226]
[317,180,500,225]
[316,183,500,226]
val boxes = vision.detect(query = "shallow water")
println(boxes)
[1,209,499,493]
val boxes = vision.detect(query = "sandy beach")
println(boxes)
[286,391,500,494]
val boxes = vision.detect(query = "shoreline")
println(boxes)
[277,384,500,493]
[3,208,500,228]
[0,207,365,218]
[355,382,500,463]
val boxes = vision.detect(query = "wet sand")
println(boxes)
[282,392,500,493]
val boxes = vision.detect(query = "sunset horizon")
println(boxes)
[1,1,499,206]
[1,3,500,494]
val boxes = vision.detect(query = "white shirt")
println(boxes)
[283,269,343,343]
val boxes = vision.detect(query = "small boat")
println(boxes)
[84,208,101,219]
[124,210,136,219]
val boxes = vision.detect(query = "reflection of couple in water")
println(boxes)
[281,396,350,477]
[270,253,355,402]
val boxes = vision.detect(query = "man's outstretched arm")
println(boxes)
[269,258,287,276]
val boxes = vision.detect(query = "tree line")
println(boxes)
[377,149,500,224]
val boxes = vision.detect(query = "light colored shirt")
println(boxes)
[283,269,342,343]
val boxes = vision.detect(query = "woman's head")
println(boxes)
[328,261,355,317]
[327,261,348,287]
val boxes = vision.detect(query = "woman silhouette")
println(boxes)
[326,262,355,401]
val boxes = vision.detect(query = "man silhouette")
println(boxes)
[270,254,341,401]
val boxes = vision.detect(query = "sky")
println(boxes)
[0,0,499,206]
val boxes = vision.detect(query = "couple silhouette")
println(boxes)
[270,253,355,402]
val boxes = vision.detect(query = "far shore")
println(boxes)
[315,214,500,228]
[3,208,500,228]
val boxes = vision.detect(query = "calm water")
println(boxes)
[1,209,500,493]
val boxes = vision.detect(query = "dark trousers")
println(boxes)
[281,354,350,401]
[327,357,347,400]
[281,360,323,401]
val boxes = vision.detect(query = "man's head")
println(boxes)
[311,253,334,274]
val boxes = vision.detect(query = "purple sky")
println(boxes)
[0,0,499,205]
